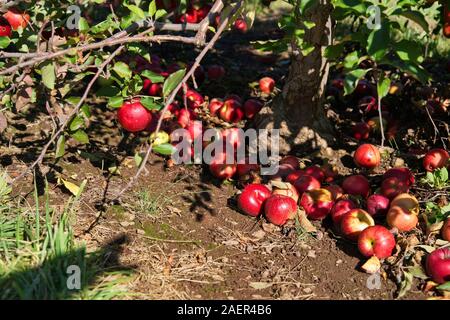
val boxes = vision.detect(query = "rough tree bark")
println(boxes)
[254,0,335,155]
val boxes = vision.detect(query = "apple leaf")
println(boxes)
[141,70,165,83]
[41,62,56,90]
[153,143,176,156]
[397,271,413,298]
[343,68,370,96]
[113,62,132,80]
[141,97,162,111]
[55,135,65,159]
[69,116,84,132]
[377,75,391,100]
[366,21,390,62]
[71,130,89,144]
[108,96,124,109]
[391,9,428,32]
[0,37,10,49]
[163,69,186,97]
[437,282,450,292]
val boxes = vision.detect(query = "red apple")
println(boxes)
[207,65,225,80]
[209,152,237,180]
[272,182,299,203]
[342,175,370,198]
[209,98,224,116]
[237,184,271,217]
[426,247,450,284]
[259,77,275,94]
[236,158,260,177]
[3,8,29,30]
[270,164,296,181]
[300,188,334,220]
[177,7,198,23]
[383,167,415,187]
[279,155,300,170]
[304,165,325,183]
[234,18,248,33]
[186,89,204,109]
[423,148,449,172]
[352,122,370,140]
[195,5,212,21]
[380,177,409,199]
[442,218,450,241]
[286,170,305,184]
[0,17,12,37]
[219,98,244,123]
[186,120,202,143]
[366,194,390,216]
[143,79,163,96]
[340,209,375,241]
[264,194,297,226]
[358,226,396,259]
[324,185,344,201]
[293,175,321,196]
[386,205,418,232]
[243,99,263,119]
[330,199,357,224]
[322,163,338,183]
[354,79,372,97]
[224,94,243,104]
[354,144,381,169]
[177,108,196,128]
[117,99,152,133]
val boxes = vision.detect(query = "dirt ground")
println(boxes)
[2,12,448,300]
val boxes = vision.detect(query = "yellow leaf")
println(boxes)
[61,179,81,196]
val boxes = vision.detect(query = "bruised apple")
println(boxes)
[300,188,334,220]
[340,209,375,241]
[330,199,357,225]
[386,205,418,232]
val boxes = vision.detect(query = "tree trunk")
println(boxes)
[254,0,334,155]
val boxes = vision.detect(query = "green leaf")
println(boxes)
[324,43,345,60]
[383,58,430,84]
[96,85,120,97]
[69,116,84,132]
[343,51,360,70]
[377,75,391,100]
[55,135,65,159]
[391,9,428,32]
[0,37,10,49]
[113,62,132,80]
[141,70,165,83]
[149,0,157,17]
[437,282,450,292]
[140,97,163,111]
[163,69,186,97]
[108,96,124,109]
[125,4,146,19]
[41,62,56,90]
[343,68,370,96]
[71,130,89,144]
[299,0,319,14]
[367,21,390,62]
[333,0,368,14]
[134,152,144,167]
[394,40,424,64]
[153,143,176,156]
[78,17,90,33]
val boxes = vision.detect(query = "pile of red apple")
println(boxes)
[235,144,450,282]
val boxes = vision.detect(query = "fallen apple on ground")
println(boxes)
[426,247,450,284]
[330,198,357,225]
[340,209,375,241]
[237,184,271,217]
[442,218,450,241]
[423,148,449,172]
[366,194,390,216]
[300,188,334,220]
[264,194,297,226]
[342,175,370,198]
[353,144,381,169]
[272,182,299,203]
[386,205,418,232]
[293,175,321,196]
[259,77,275,94]
[358,225,396,259]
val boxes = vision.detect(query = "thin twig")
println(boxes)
[10,45,126,184]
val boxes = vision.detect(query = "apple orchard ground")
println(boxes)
[3,14,444,300]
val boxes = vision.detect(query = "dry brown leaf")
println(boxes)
[297,209,317,233]
[361,256,381,274]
